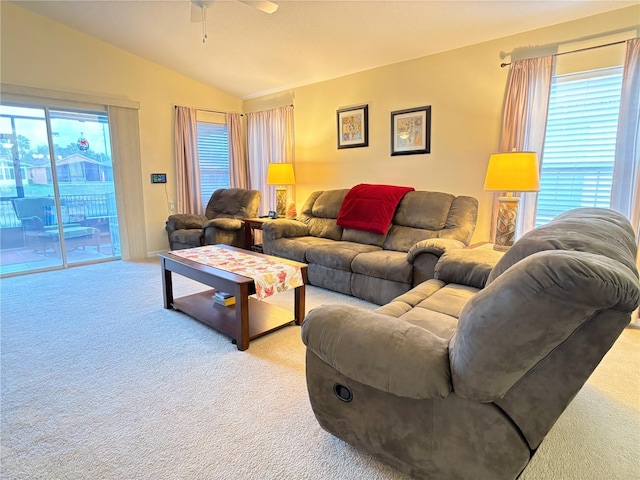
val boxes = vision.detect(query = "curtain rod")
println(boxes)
[500,39,628,68]
[174,105,242,115]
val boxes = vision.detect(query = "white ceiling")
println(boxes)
[13,0,638,99]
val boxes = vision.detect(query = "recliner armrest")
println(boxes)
[165,214,207,232]
[302,304,452,400]
[262,219,309,242]
[435,248,504,289]
[406,238,466,263]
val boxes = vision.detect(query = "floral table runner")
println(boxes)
[170,245,304,300]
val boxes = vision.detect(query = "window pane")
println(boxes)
[197,122,230,210]
[535,67,623,227]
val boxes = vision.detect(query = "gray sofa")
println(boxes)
[262,189,478,305]
[301,207,640,480]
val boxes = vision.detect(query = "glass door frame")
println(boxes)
[0,101,121,276]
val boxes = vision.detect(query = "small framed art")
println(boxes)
[337,105,369,149]
[390,106,431,156]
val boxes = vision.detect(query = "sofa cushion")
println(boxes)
[336,184,415,235]
[351,250,412,283]
[374,280,477,340]
[399,309,459,341]
[376,280,447,317]
[267,236,334,263]
[393,191,455,230]
[205,187,260,219]
[299,189,348,241]
[311,189,348,218]
[306,241,381,270]
[383,225,439,252]
[307,218,344,241]
[342,228,387,247]
[351,274,414,305]
[416,284,478,320]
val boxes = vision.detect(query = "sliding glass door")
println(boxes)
[0,104,121,275]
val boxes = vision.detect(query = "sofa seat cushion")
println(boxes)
[306,241,381,270]
[351,250,412,284]
[401,309,459,341]
[374,280,478,340]
[268,236,335,263]
[415,284,479,319]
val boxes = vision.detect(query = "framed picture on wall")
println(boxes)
[390,106,431,155]
[337,105,369,149]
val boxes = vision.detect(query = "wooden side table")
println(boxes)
[244,217,270,252]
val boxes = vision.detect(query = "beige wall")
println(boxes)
[1,2,242,255]
[2,3,638,252]
[245,6,639,242]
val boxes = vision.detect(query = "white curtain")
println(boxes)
[611,38,640,325]
[174,106,202,215]
[246,105,295,215]
[496,56,553,239]
[226,113,249,189]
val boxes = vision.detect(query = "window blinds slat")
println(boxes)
[196,122,230,210]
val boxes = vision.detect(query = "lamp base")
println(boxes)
[495,196,520,250]
[275,187,287,217]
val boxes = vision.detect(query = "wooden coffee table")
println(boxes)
[158,245,307,351]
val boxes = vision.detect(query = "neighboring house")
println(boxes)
[0,156,29,189]
[53,154,113,183]
[25,154,113,185]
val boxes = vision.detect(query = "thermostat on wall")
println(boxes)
[151,173,167,184]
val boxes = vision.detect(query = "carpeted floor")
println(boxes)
[1,258,639,479]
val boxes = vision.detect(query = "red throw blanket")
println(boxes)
[336,184,415,235]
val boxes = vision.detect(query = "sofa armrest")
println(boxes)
[302,304,452,400]
[202,217,244,231]
[435,249,504,289]
[165,214,207,233]
[262,218,309,242]
[406,237,466,263]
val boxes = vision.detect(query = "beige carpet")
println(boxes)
[1,258,639,479]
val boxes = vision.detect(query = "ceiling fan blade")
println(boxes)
[238,0,279,14]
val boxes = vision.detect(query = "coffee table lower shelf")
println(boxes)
[171,289,297,343]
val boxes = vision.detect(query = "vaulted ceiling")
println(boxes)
[14,0,637,99]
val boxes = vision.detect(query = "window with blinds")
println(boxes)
[534,66,623,227]
[196,122,230,210]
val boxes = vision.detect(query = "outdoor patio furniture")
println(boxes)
[12,197,84,251]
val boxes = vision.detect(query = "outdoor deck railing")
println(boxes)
[0,194,113,228]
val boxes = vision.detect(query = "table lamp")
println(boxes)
[267,163,296,217]
[483,151,540,251]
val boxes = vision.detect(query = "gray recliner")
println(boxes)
[301,208,640,480]
[165,188,261,250]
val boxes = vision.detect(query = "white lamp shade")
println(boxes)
[483,152,540,192]
[267,163,296,185]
